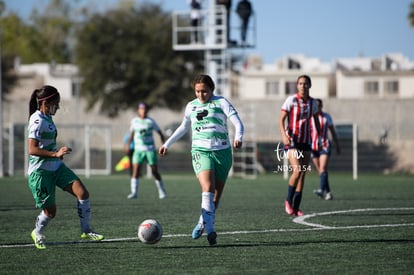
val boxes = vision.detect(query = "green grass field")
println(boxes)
[0,172,413,274]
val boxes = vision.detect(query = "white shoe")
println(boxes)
[158,187,167,200]
[127,193,137,199]
[325,192,333,200]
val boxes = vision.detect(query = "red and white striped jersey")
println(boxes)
[311,112,333,151]
[281,93,319,144]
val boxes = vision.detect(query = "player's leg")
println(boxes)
[58,164,103,241]
[191,150,215,242]
[197,170,216,245]
[312,151,324,198]
[291,150,311,216]
[128,151,142,199]
[318,153,332,200]
[285,148,301,215]
[148,151,166,199]
[28,171,56,249]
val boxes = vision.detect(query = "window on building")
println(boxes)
[384,80,399,96]
[364,81,379,96]
[288,59,301,69]
[285,81,296,95]
[265,81,279,96]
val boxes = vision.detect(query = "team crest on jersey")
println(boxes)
[208,102,217,109]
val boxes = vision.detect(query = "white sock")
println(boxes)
[35,211,51,235]
[77,199,91,233]
[130,178,139,195]
[155,180,166,198]
[201,192,215,234]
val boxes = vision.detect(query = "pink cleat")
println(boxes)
[285,200,294,215]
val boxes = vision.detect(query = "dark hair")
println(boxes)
[29,85,60,119]
[137,102,149,109]
[192,74,215,92]
[297,74,312,87]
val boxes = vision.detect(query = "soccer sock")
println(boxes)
[292,192,302,211]
[286,185,295,204]
[77,198,91,233]
[201,192,215,234]
[130,178,139,195]
[155,180,166,196]
[35,211,51,235]
[321,172,330,192]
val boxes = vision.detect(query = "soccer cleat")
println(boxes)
[192,223,205,239]
[31,229,46,250]
[325,192,333,200]
[81,231,104,241]
[207,232,217,246]
[127,193,137,199]
[285,200,294,215]
[313,189,324,199]
[294,209,304,217]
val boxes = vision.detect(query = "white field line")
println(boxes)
[2,208,413,248]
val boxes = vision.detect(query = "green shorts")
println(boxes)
[132,150,158,165]
[28,163,79,208]
[191,148,233,182]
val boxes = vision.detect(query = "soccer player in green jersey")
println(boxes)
[126,102,166,199]
[159,74,244,245]
[27,85,104,249]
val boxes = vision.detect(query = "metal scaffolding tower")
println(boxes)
[172,0,255,97]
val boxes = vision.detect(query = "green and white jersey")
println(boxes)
[185,95,237,151]
[130,117,160,151]
[27,110,62,175]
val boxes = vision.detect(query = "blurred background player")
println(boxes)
[123,131,135,175]
[188,0,203,43]
[126,102,166,199]
[236,0,252,46]
[311,99,341,200]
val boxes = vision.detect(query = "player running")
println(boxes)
[159,74,244,245]
[126,102,166,199]
[27,85,103,249]
[310,99,341,200]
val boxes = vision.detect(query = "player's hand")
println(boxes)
[282,135,290,147]
[56,146,72,159]
[233,140,242,149]
[158,146,168,156]
[318,137,323,148]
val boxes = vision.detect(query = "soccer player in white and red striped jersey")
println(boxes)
[310,99,341,200]
[279,75,321,216]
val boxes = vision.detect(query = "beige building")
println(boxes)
[5,53,414,174]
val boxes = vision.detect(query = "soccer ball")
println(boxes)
[137,219,163,244]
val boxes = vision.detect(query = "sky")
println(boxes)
[4,0,414,64]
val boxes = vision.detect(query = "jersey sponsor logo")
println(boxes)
[194,125,217,132]
[196,109,209,121]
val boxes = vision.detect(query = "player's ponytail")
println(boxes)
[29,89,40,120]
[28,85,60,120]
